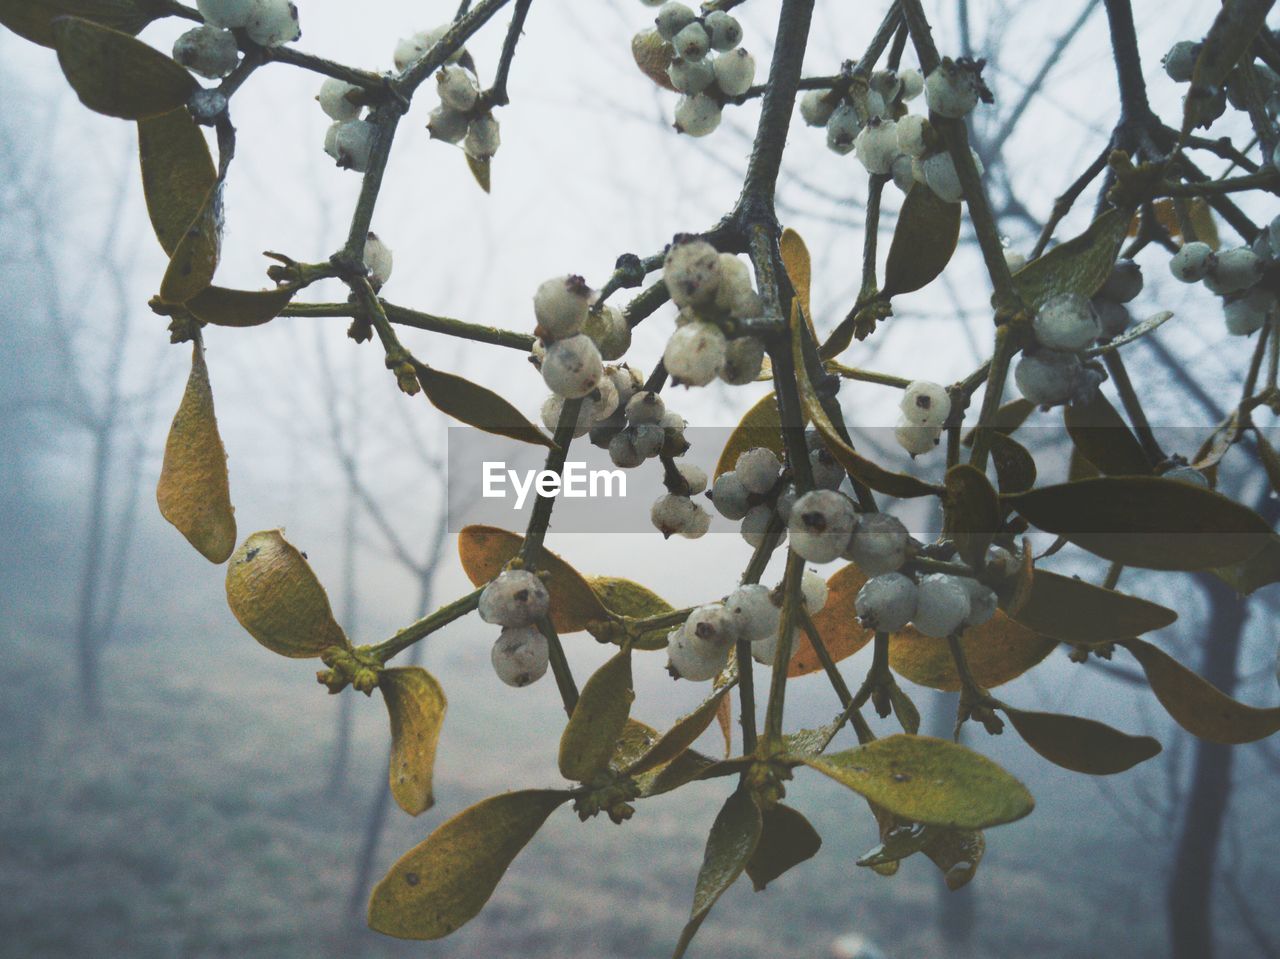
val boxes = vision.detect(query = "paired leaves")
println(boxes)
[368,790,569,939]
[156,343,236,563]
[1009,569,1176,645]
[889,612,1056,691]
[558,650,634,782]
[417,364,555,448]
[52,17,196,119]
[586,575,674,650]
[745,803,822,890]
[381,667,447,816]
[799,735,1034,829]
[1004,707,1161,775]
[225,529,349,658]
[1011,207,1130,310]
[882,185,961,298]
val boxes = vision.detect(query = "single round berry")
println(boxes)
[393,25,465,72]
[464,113,501,159]
[924,59,984,118]
[625,390,666,425]
[492,626,549,687]
[655,1,697,41]
[1033,292,1101,352]
[846,512,909,575]
[899,381,951,428]
[542,334,604,399]
[789,490,858,563]
[437,64,480,111]
[922,151,963,202]
[713,255,762,318]
[801,570,829,613]
[1169,242,1214,283]
[1205,247,1264,295]
[890,154,917,193]
[710,471,751,520]
[854,117,900,175]
[751,630,780,666]
[631,422,667,459]
[673,462,708,495]
[609,365,645,408]
[962,579,998,627]
[1162,40,1199,83]
[1094,298,1131,338]
[741,504,781,548]
[534,275,592,341]
[720,336,765,385]
[1004,249,1027,272]
[664,238,721,307]
[826,102,862,155]
[1098,259,1144,303]
[685,604,739,656]
[540,394,596,437]
[705,11,743,51]
[899,68,925,101]
[651,493,701,537]
[911,574,971,638]
[800,89,838,127]
[895,420,942,457]
[665,321,727,386]
[327,119,376,172]
[713,48,756,97]
[735,447,782,494]
[667,625,727,681]
[317,77,361,120]
[674,93,723,136]
[1224,288,1276,336]
[197,0,253,28]
[896,114,930,158]
[855,572,918,632]
[245,0,300,47]
[173,26,239,79]
[479,570,550,627]
[668,56,716,95]
[363,232,394,290]
[809,446,845,490]
[726,584,780,642]
[609,430,645,468]
[672,22,710,61]
[1014,350,1081,407]
[427,106,469,143]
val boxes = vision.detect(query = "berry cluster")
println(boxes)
[191,0,300,54]
[854,564,999,638]
[478,570,552,687]
[1169,224,1278,336]
[1163,39,1280,132]
[632,2,757,138]
[894,380,950,457]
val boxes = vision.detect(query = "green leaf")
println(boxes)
[224,530,349,658]
[381,667,447,816]
[882,184,961,297]
[457,525,610,633]
[714,391,782,479]
[1213,534,1280,594]
[672,788,762,959]
[745,803,822,890]
[988,431,1036,494]
[1063,391,1152,476]
[799,734,1035,829]
[608,718,661,772]
[1009,569,1177,644]
[1005,477,1273,570]
[626,685,732,776]
[159,184,221,304]
[921,827,985,890]
[52,16,196,119]
[416,364,555,448]
[1004,707,1161,775]
[1186,0,1274,130]
[1123,638,1280,744]
[368,789,569,940]
[0,0,158,48]
[943,464,1000,571]
[138,108,216,256]
[788,563,871,676]
[586,575,674,651]
[466,154,490,193]
[558,650,634,783]
[156,343,236,564]
[1011,207,1130,310]
[889,611,1056,691]
[188,285,295,328]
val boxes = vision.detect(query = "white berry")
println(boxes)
[197,0,253,28]
[924,59,983,118]
[244,0,300,47]
[1169,242,1214,283]
[667,625,726,681]
[464,113,501,159]
[800,89,838,127]
[855,572,918,632]
[735,447,782,494]
[665,321,727,386]
[714,48,756,97]
[911,574,972,638]
[705,11,743,50]
[427,106,469,143]
[1163,41,1198,83]
[173,26,239,79]
[479,570,550,627]
[1224,288,1276,335]
[1098,259,1143,303]
[1205,247,1264,295]
[711,471,751,520]
[720,336,765,385]
[962,579,998,627]
[668,57,715,94]
[674,93,723,136]
[317,77,361,120]
[1014,350,1081,406]
[363,232,393,289]
[655,2,697,40]
[895,114,930,158]
[491,626,549,687]
[583,304,631,360]
[1034,292,1101,351]
[437,64,480,112]
[899,381,951,427]
[895,420,942,457]
[672,22,710,61]
[534,275,592,341]
[826,102,862,155]
[664,238,721,307]
[789,490,858,563]
[846,512,909,575]
[801,570,829,613]
[327,119,376,172]
[854,117,900,175]
[685,604,739,657]
[922,151,963,202]
[726,584,780,642]
[741,504,781,548]
[542,334,603,398]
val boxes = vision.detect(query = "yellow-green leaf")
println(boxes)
[1063,391,1152,476]
[558,650,634,783]
[780,227,812,327]
[466,154,490,193]
[1010,569,1177,644]
[586,575,673,651]
[225,529,349,658]
[1186,0,1273,130]
[1005,477,1272,570]
[457,525,609,633]
[745,803,822,890]
[159,184,221,304]
[943,464,1000,570]
[714,391,782,479]
[188,285,295,328]
[138,108,216,256]
[1004,707,1161,775]
[1124,638,1280,744]
[631,27,676,91]
[417,364,555,448]
[889,611,1056,691]
[626,685,732,776]
[0,0,159,46]
[672,788,762,959]
[381,667,447,816]
[789,563,871,676]
[368,789,569,940]
[882,184,961,298]
[156,343,236,563]
[799,734,1034,829]
[1012,207,1130,310]
[52,16,196,119]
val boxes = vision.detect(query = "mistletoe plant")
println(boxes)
[8,0,1280,953]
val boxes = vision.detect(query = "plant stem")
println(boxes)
[371,588,482,661]
[763,551,805,747]
[282,301,534,351]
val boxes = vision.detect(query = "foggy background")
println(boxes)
[2,1,1279,957]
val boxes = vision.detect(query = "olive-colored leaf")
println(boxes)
[1005,477,1272,570]
[1004,707,1161,775]
[457,525,609,633]
[988,431,1036,494]
[558,650,634,783]
[631,27,676,91]
[608,718,661,772]
[889,611,1056,691]
[465,154,490,193]
[780,227,812,327]
[783,716,845,757]
[188,285,295,328]
[921,827,985,890]
[381,667,447,816]
[789,564,871,677]
[225,529,349,658]
[1068,445,1100,482]
[586,575,673,650]
[156,343,236,564]
[1186,0,1273,130]
[1124,638,1280,744]
[1011,207,1130,310]
[138,108,216,256]
[888,682,921,734]
[159,184,221,304]
[626,684,732,776]
[1063,391,1152,476]
[793,304,941,498]
[714,391,783,479]
[1009,569,1177,644]
[0,0,158,47]
[416,364,555,448]
[52,16,196,119]
[799,734,1035,829]
[636,750,742,799]
[745,803,822,890]
[368,789,569,940]
[672,788,762,959]
[1213,534,1280,594]
[882,184,961,298]
[943,464,1000,570]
